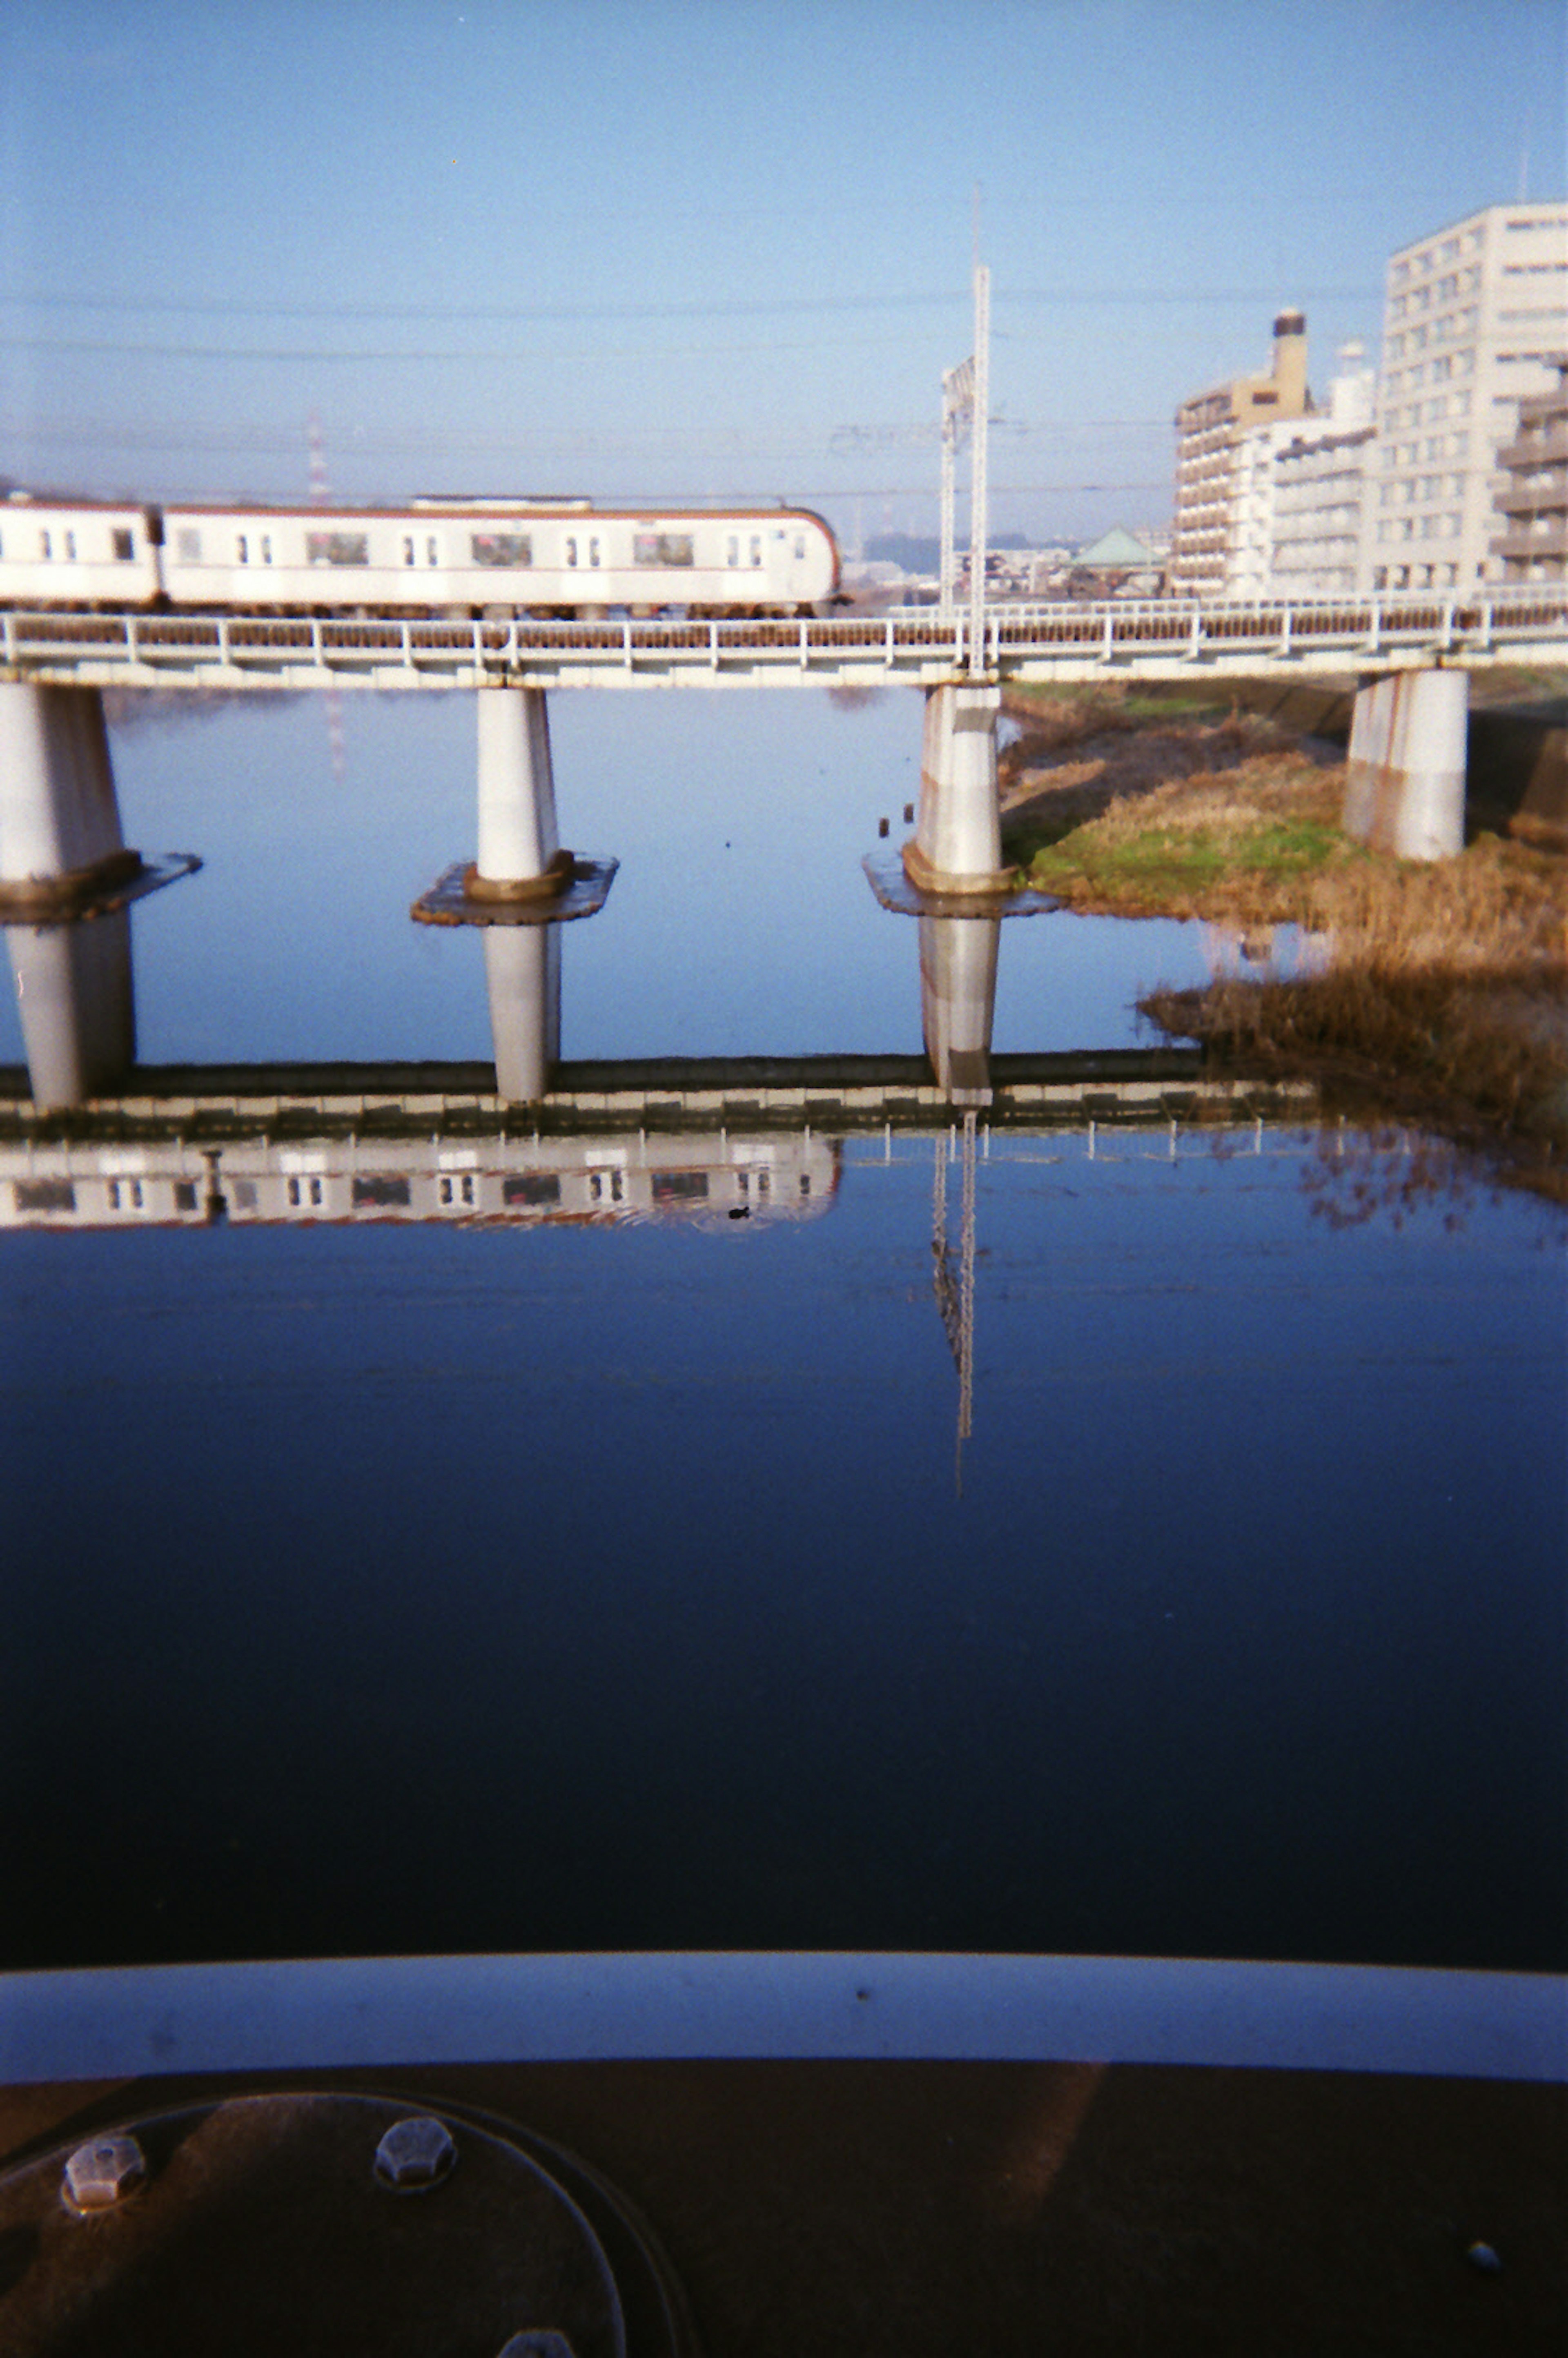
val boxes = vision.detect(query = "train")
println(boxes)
[0,491,842,618]
[0,1129,842,1231]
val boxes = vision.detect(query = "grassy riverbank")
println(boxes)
[999,683,1568,1192]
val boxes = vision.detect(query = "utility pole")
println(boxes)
[968,261,989,677]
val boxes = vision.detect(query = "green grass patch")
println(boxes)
[1017,813,1351,918]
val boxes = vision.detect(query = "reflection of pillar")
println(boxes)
[919,914,998,1107]
[0,683,140,906]
[483,923,561,1102]
[472,687,572,896]
[1344,669,1467,859]
[904,680,1009,894]
[7,912,135,1108]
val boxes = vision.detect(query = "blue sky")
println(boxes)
[1,0,1563,545]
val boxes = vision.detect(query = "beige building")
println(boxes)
[1490,357,1568,583]
[1169,312,1311,597]
[1364,201,1568,592]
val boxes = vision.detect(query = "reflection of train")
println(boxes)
[0,491,840,617]
[0,1130,842,1230]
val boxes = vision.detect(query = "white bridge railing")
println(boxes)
[2,592,1566,689]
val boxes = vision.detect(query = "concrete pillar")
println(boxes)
[483,922,561,1102]
[472,687,572,898]
[919,914,999,1107]
[1344,669,1468,860]
[904,680,1012,894]
[0,683,141,907]
[7,912,136,1108]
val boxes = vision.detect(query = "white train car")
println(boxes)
[0,493,162,607]
[157,498,839,617]
[0,489,840,617]
[0,1132,842,1230]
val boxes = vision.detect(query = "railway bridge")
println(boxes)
[2,591,1565,1075]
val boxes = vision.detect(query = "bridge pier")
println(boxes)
[0,683,144,914]
[6,912,136,1108]
[470,686,574,898]
[919,915,999,1108]
[483,922,561,1103]
[1344,668,1468,860]
[903,681,1013,895]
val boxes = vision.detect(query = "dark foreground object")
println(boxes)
[2,2062,1561,2356]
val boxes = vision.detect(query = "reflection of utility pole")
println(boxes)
[931,1110,978,1489]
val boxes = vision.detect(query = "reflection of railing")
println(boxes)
[4,593,1564,686]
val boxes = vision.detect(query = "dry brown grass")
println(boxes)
[1145,837,1568,1192]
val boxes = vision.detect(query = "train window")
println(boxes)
[427,537,439,566]
[652,1170,708,1203]
[307,531,369,566]
[173,1180,198,1212]
[794,534,806,561]
[503,1173,560,1206]
[40,531,51,559]
[112,528,134,561]
[176,528,203,562]
[65,531,76,560]
[261,536,272,564]
[589,537,600,567]
[16,1178,75,1212]
[726,536,739,566]
[352,1174,411,1207]
[237,535,248,564]
[107,1180,122,1210]
[749,536,762,567]
[471,532,532,567]
[565,537,578,566]
[633,532,694,567]
[402,537,415,566]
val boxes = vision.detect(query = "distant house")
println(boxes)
[1067,525,1164,598]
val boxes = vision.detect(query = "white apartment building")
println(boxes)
[1271,348,1378,597]
[1170,311,1311,597]
[1364,201,1568,592]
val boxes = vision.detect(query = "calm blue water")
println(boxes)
[2,694,1564,1973]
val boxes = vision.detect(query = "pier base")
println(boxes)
[484,924,562,1103]
[920,915,999,1107]
[904,681,1013,895]
[1344,669,1468,860]
[0,683,144,915]
[6,913,135,1108]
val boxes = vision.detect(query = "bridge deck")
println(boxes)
[4,596,1566,690]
